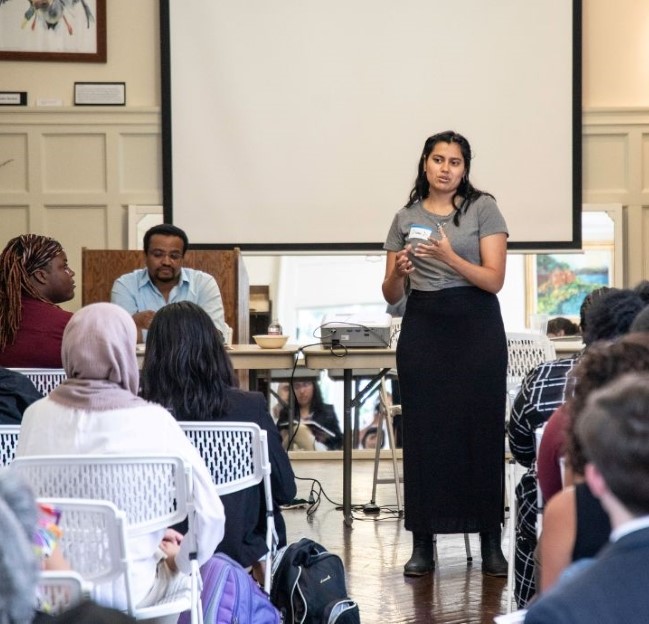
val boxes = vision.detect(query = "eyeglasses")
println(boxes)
[148,250,183,261]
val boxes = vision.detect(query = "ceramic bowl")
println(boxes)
[253,334,289,349]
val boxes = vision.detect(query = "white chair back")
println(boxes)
[38,498,132,611]
[9,368,66,395]
[180,421,275,593]
[38,570,91,615]
[12,456,200,622]
[0,424,20,466]
[506,332,557,396]
[11,454,188,536]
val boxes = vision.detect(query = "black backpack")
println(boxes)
[270,538,360,624]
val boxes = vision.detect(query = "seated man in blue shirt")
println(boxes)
[111,224,230,342]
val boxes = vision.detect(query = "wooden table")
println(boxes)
[302,346,396,526]
[137,343,301,380]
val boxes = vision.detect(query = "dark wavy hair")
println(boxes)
[565,333,649,475]
[278,380,328,422]
[405,130,493,226]
[141,301,238,420]
[582,288,645,346]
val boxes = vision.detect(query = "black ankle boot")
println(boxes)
[403,533,435,577]
[480,529,508,577]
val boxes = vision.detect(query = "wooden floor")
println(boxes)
[282,458,513,624]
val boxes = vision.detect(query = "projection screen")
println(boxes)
[161,1,581,251]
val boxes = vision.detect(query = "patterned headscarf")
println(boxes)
[0,234,64,350]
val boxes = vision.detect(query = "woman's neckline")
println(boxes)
[421,198,455,218]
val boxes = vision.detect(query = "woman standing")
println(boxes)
[382,131,509,577]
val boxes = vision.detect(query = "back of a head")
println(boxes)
[61,303,139,393]
[142,301,236,420]
[582,288,645,345]
[578,372,649,516]
[567,333,649,475]
[630,304,649,333]
[633,279,649,304]
[0,469,39,624]
[546,316,580,337]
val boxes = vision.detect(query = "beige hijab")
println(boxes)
[49,302,148,411]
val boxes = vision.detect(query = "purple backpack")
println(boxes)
[178,553,280,624]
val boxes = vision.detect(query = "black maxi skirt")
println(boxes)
[397,286,507,534]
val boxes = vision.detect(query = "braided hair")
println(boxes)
[405,130,494,226]
[0,234,63,350]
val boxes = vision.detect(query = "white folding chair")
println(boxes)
[37,498,126,613]
[38,570,91,615]
[369,375,403,513]
[9,368,67,395]
[0,424,20,466]
[11,455,201,624]
[505,333,557,410]
[180,421,276,594]
[504,331,557,608]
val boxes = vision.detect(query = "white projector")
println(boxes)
[319,312,393,348]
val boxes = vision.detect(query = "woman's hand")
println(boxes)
[394,245,415,278]
[159,528,184,572]
[383,248,413,304]
[413,225,454,264]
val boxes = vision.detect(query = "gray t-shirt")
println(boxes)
[383,196,508,291]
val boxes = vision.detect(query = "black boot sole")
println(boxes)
[481,566,508,578]
[403,564,434,577]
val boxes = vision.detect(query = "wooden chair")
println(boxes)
[81,248,250,344]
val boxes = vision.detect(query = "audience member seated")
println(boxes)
[546,317,580,338]
[538,333,649,595]
[140,301,296,585]
[277,380,343,451]
[0,367,42,424]
[110,224,230,342]
[507,287,612,607]
[509,287,645,606]
[537,288,647,503]
[15,303,225,610]
[0,235,75,368]
[0,469,135,624]
[525,373,649,623]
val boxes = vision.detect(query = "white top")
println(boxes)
[16,397,225,607]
